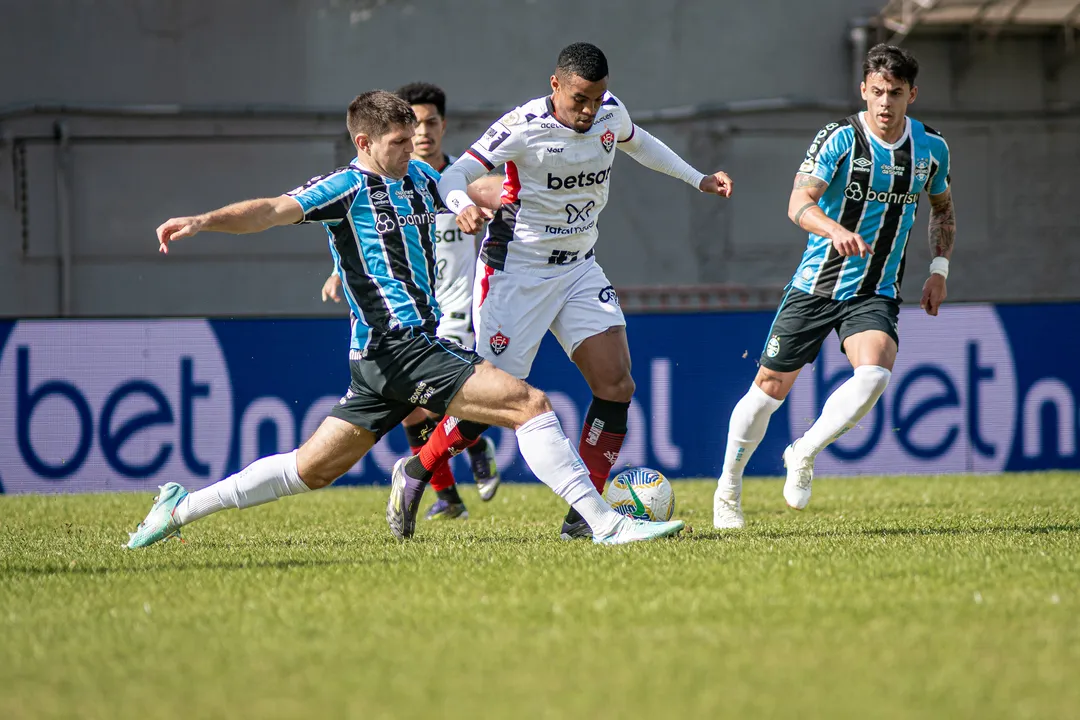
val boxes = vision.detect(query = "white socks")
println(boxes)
[516,411,621,537]
[718,383,784,497]
[797,365,892,457]
[174,450,311,526]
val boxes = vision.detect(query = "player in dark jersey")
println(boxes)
[714,44,956,528]
[125,91,685,548]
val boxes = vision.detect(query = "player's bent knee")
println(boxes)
[593,372,635,403]
[754,367,795,401]
[855,365,892,396]
[522,388,553,422]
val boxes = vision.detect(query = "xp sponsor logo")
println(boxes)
[598,285,620,306]
[546,168,611,191]
[489,331,510,356]
[565,201,595,224]
[787,306,1016,474]
[0,321,233,494]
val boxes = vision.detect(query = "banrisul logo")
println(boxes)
[0,320,233,494]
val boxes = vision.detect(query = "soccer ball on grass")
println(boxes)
[603,467,675,521]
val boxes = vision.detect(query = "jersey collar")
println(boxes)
[858,112,911,150]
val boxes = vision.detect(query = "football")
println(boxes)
[604,467,675,521]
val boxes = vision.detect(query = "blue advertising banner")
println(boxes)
[1,302,1077,494]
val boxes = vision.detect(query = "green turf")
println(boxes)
[2,474,1079,720]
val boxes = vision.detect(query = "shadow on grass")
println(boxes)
[0,556,386,579]
[686,522,1080,542]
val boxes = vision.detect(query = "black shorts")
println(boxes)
[759,288,900,373]
[328,328,483,440]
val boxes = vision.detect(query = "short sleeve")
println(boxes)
[409,160,448,213]
[464,110,526,171]
[927,133,951,196]
[797,122,851,185]
[286,170,361,224]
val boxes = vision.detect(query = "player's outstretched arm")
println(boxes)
[789,174,871,258]
[921,188,955,316]
[466,175,504,211]
[438,156,495,234]
[156,196,304,254]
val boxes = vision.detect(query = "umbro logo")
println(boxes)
[371,190,389,202]
[853,157,872,172]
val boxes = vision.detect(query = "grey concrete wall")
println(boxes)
[1,0,1078,317]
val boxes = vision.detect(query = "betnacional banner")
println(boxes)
[1,302,1077,494]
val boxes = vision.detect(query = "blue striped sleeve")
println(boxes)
[286,169,361,224]
[410,160,447,212]
[926,133,951,196]
[798,122,851,185]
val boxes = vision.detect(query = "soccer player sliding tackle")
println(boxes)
[405,42,733,540]
[713,44,956,529]
[126,90,685,548]
[322,82,503,522]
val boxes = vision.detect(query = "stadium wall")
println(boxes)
[1,301,1077,494]
[1,0,1079,318]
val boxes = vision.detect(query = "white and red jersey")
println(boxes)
[464,92,635,275]
[431,154,478,320]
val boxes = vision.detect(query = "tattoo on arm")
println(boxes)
[793,201,816,225]
[928,191,956,258]
[793,174,828,192]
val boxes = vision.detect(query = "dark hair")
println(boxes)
[556,42,609,82]
[346,90,416,139]
[863,44,919,87]
[396,82,447,118]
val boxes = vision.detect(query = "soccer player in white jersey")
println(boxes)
[126,91,686,549]
[405,43,733,540]
[713,44,957,528]
[323,83,502,522]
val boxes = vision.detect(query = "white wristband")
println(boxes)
[445,189,475,215]
[930,257,949,279]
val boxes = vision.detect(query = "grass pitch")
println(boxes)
[2,473,1079,719]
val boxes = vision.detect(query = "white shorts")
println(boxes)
[435,305,475,350]
[473,257,625,379]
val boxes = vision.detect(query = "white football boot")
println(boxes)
[713,481,745,529]
[782,440,815,510]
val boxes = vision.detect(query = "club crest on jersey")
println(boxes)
[766,336,781,358]
[914,157,930,181]
[489,331,510,356]
[600,128,615,153]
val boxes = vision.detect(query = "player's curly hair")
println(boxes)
[347,90,417,139]
[396,82,447,118]
[556,42,608,82]
[863,44,919,87]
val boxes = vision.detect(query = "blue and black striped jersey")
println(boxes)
[288,159,445,353]
[791,113,951,300]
